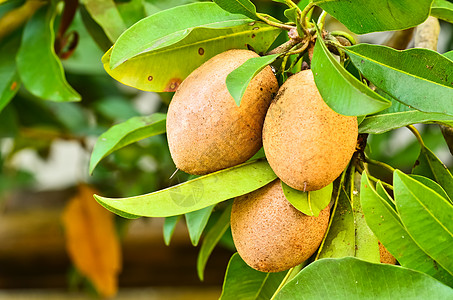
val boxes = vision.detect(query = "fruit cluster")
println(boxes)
[166,49,358,272]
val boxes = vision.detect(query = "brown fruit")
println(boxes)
[263,70,358,191]
[231,180,330,272]
[166,49,278,175]
[379,241,397,264]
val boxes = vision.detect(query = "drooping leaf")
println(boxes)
[410,175,452,204]
[62,185,121,298]
[275,257,453,299]
[81,0,126,42]
[344,44,453,116]
[110,2,257,69]
[220,253,286,300]
[361,172,453,286]
[394,170,453,276]
[226,53,280,106]
[213,0,258,20]
[197,202,232,281]
[103,22,281,92]
[89,113,166,174]
[163,215,181,246]
[185,205,215,246]
[313,0,432,34]
[311,29,391,116]
[94,159,277,218]
[0,32,21,112]
[281,182,332,217]
[431,0,453,22]
[16,4,80,102]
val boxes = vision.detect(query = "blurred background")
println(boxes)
[0,0,452,299]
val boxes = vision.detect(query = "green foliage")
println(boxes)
[431,0,453,22]
[185,205,214,246]
[82,0,127,42]
[213,0,258,20]
[281,181,332,217]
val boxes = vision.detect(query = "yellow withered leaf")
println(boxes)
[62,184,121,298]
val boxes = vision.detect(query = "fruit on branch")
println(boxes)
[262,70,358,191]
[230,180,330,272]
[167,49,278,175]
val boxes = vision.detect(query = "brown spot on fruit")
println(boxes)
[198,48,204,55]
[164,78,182,92]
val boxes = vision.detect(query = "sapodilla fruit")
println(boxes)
[231,180,330,272]
[263,70,358,191]
[166,49,278,175]
[379,241,397,265]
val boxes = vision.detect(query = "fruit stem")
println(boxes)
[257,13,295,31]
[407,125,425,147]
[266,36,302,55]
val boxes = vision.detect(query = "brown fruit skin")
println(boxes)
[263,70,358,191]
[166,49,278,175]
[231,180,330,273]
[379,241,397,264]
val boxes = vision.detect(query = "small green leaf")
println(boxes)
[16,4,80,102]
[213,0,258,20]
[220,253,286,300]
[410,175,452,204]
[361,172,453,286]
[345,44,453,116]
[394,170,453,276]
[311,29,391,116]
[89,113,166,174]
[0,33,21,112]
[185,205,215,246]
[82,0,127,42]
[281,182,332,217]
[163,215,181,246]
[110,2,255,69]
[431,0,453,22]
[197,202,232,281]
[94,159,277,218]
[375,181,396,211]
[313,0,432,34]
[226,54,279,106]
[275,257,453,299]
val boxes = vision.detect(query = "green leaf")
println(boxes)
[220,253,286,300]
[213,0,258,20]
[94,159,277,218]
[89,113,166,174]
[410,175,452,204]
[311,30,391,116]
[226,53,279,106]
[185,205,215,246]
[313,0,432,34]
[103,22,281,92]
[283,7,297,23]
[394,170,453,276]
[361,172,453,286]
[81,0,126,42]
[445,50,453,60]
[344,44,453,116]
[110,2,256,69]
[281,182,332,217]
[197,202,232,281]
[16,4,80,102]
[375,181,396,211]
[163,215,181,246]
[275,257,453,299]
[431,0,453,22]
[0,33,21,112]
[318,187,355,258]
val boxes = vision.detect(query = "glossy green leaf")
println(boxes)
[345,44,453,116]
[445,51,453,60]
[311,30,391,116]
[226,53,279,106]
[94,159,277,218]
[110,2,256,69]
[220,253,286,300]
[163,215,181,246]
[16,4,80,102]
[361,172,453,286]
[213,0,258,20]
[197,202,232,281]
[375,181,396,211]
[410,175,452,204]
[185,205,214,246]
[89,113,166,174]
[103,22,281,92]
[0,33,20,112]
[275,257,453,299]
[394,170,453,276]
[318,187,355,258]
[313,0,432,34]
[82,0,126,42]
[431,0,453,22]
[281,182,332,217]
